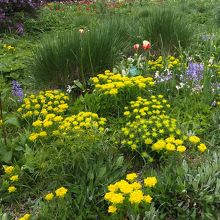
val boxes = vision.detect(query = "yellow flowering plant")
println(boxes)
[28,111,107,142]
[104,173,157,217]
[0,165,21,197]
[120,96,207,161]
[90,70,155,116]
[147,55,182,72]
[17,90,69,121]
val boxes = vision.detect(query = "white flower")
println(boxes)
[66,85,74,93]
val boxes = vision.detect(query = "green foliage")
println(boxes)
[154,152,220,219]
[20,131,127,219]
[32,17,130,87]
[216,7,220,27]
[139,6,193,52]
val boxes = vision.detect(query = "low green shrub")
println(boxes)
[154,152,220,219]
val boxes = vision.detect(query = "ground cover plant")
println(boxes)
[0,0,220,219]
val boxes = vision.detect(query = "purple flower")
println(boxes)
[12,80,24,102]
[186,62,204,81]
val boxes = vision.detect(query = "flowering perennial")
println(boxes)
[17,90,69,119]
[29,111,106,142]
[148,55,181,71]
[121,96,207,159]
[91,70,154,95]
[104,174,157,214]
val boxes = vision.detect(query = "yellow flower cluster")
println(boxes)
[44,186,68,201]
[121,96,207,157]
[3,44,15,51]
[3,165,20,193]
[152,137,186,152]
[121,96,184,158]
[189,135,207,153]
[104,173,157,214]
[29,111,106,142]
[17,90,69,119]
[91,70,154,95]
[148,55,180,71]
[18,214,31,220]
[57,112,106,133]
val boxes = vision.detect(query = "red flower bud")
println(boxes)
[142,40,151,50]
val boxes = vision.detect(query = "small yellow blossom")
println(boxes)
[144,194,152,203]
[4,166,14,174]
[144,177,157,187]
[55,187,68,198]
[108,205,117,213]
[198,143,207,153]
[8,186,16,193]
[189,135,200,144]
[126,173,138,182]
[10,175,19,182]
[18,214,31,220]
[177,145,186,153]
[45,192,54,201]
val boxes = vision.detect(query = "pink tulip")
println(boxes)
[133,44,140,50]
[142,40,151,50]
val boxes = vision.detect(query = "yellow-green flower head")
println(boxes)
[177,145,186,153]
[144,177,157,187]
[130,181,142,190]
[152,140,166,151]
[104,192,124,204]
[10,175,19,182]
[55,187,68,198]
[126,173,138,182]
[29,133,39,142]
[107,184,118,192]
[165,143,176,151]
[189,135,200,144]
[129,190,144,204]
[108,205,117,213]
[115,180,133,194]
[144,194,152,203]
[8,186,16,193]
[197,143,207,153]
[18,214,31,220]
[44,192,54,201]
[4,166,14,174]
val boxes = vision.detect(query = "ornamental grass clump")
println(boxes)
[32,18,130,87]
[139,6,193,51]
[104,173,157,217]
[121,96,207,161]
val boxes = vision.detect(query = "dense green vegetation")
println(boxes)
[0,0,220,219]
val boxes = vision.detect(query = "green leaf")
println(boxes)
[0,151,12,163]
[4,117,20,128]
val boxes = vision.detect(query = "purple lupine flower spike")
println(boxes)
[12,80,24,102]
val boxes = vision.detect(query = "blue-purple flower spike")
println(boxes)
[12,80,24,102]
[186,62,204,82]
